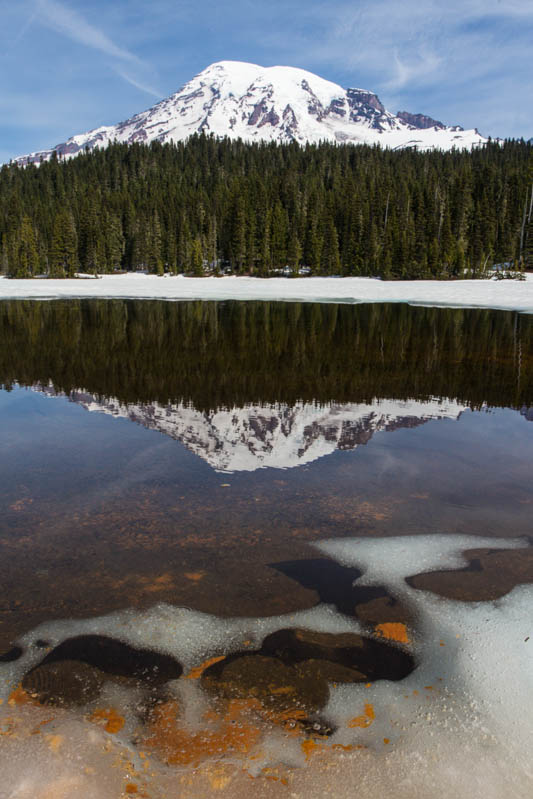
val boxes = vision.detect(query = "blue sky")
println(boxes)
[1,0,532,162]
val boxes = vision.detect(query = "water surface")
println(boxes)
[1,300,533,798]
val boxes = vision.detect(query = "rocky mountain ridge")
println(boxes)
[13,61,486,166]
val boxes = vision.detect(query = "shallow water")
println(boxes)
[1,300,533,798]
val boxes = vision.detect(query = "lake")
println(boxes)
[1,299,533,799]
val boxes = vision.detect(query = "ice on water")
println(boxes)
[2,533,533,798]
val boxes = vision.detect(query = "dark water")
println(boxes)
[0,299,532,653]
[1,300,533,651]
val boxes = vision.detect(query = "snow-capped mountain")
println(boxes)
[35,385,465,472]
[13,61,486,166]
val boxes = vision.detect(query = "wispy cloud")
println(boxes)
[384,49,443,91]
[36,0,140,62]
[114,67,161,99]
[34,0,161,97]
[253,0,533,135]
[2,8,39,58]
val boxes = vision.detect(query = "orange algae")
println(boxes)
[45,733,64,753]
[144,696,315,770]
[184,571,206,582]
[374,622,410,645]
[348,703,375,729]
[144,699,262,767]
[185,656,226,680]
[8,685,36,706]
[144,573,174,593]
[301,739,324,760]
[89,708,125,734]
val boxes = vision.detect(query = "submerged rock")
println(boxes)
[202,654,330,713]
[22,659,104,706]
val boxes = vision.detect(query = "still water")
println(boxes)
[1,300,533,799]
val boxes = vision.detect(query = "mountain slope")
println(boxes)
[13,61,486,165]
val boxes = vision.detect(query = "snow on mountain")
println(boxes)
[34,385,465,472]
[13,61,486,166]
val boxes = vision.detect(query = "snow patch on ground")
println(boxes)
[1,274,533,313]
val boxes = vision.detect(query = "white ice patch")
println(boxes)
[317,533,528,590]
[2,533,533,798]
[316,534,533,797]
[1,273,533,315]
[0,603,364,699]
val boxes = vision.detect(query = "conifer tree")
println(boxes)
[148,211,164,275]
[49,210,78,277]
[523,155,533,271]
[230,196,247,272]
[322,215,341,274]
[190,237,204,275]
[287,229,302,271]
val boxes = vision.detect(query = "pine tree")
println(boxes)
[49,210,78,277]
[523,155,533,271]
[271,201,288,268]
[230,196,246,272]
[190,237,204,275]
[259,207,272,276]
[287,229,302,272]
[105,212,125,272]
[178,214,192,273]
[321,214,341,275]
[148,211,164,275]
[5,216,40,277]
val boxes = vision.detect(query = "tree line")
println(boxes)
[1,136,532,279]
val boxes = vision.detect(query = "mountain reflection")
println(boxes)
[33,387,467,471]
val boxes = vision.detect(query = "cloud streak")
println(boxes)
[254,0,533,135]
[2,8,39,58]
[113,67,161,99]
[33,0,163,99]
[36,0,140,62]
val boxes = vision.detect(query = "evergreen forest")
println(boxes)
[1,136,532,279]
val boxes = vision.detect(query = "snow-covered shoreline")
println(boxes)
[1,273,533,313]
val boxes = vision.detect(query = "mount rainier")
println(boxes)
[13,60,486,165]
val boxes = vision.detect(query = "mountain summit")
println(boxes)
[14,61,486,165]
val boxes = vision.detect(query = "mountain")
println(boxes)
[13,61,486,166]
[35,385,465,472]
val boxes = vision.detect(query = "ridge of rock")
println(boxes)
[13,61,487,165]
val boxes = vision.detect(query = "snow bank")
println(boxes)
[1,274,532,313]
